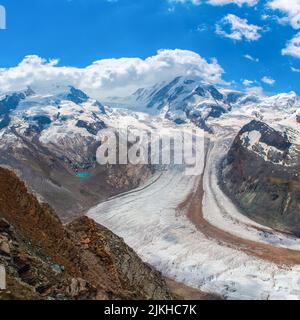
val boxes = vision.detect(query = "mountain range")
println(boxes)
[1,76,300,299]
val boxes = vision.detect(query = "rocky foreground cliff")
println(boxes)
[0,167,172,300]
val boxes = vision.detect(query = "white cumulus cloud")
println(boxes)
[216,14,262,41]
[267,0,300,29]
[0,49,225,99]
[243,79,254,86]
[261,76,276,85]
[282,32,300,58]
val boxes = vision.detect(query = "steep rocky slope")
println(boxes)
[221,120,300,234]
[0,167,172,300]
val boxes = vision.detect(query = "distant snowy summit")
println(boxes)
[0,85,106,144]
[105,76,300,132]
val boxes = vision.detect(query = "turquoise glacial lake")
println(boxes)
[76,172,92,178]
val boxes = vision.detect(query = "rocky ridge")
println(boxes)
[0,167,172,300]
[221,120,300,234]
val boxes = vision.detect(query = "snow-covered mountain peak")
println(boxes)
[105,76,235,130]
[263,91,299,108]
[0,85,107,146]
[103,76,300,132]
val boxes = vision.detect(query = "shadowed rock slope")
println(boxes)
[221,120,300,235]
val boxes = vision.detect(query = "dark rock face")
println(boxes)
[0,167,172,300]
[221,120,300,234]
[0,92,26,116]
[239,120,291,151]
[194,86,206,97]
[207,105,227,119]
[32,115,52,126]
[76,119,106,135]
[92,100,106,114]
[0,88,34,129]
[188,111,213,133]
[0,92,27,129]
[0,114,10,130]
[225,92,244,104]
[207,85,224,101]
[24,115,52,135]
[66,87,89,104]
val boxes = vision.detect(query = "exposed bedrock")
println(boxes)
[221,120,300,235]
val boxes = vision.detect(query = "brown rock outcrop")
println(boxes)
[0,167,172,300]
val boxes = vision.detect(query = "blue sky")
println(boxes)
[0,0,300,95]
